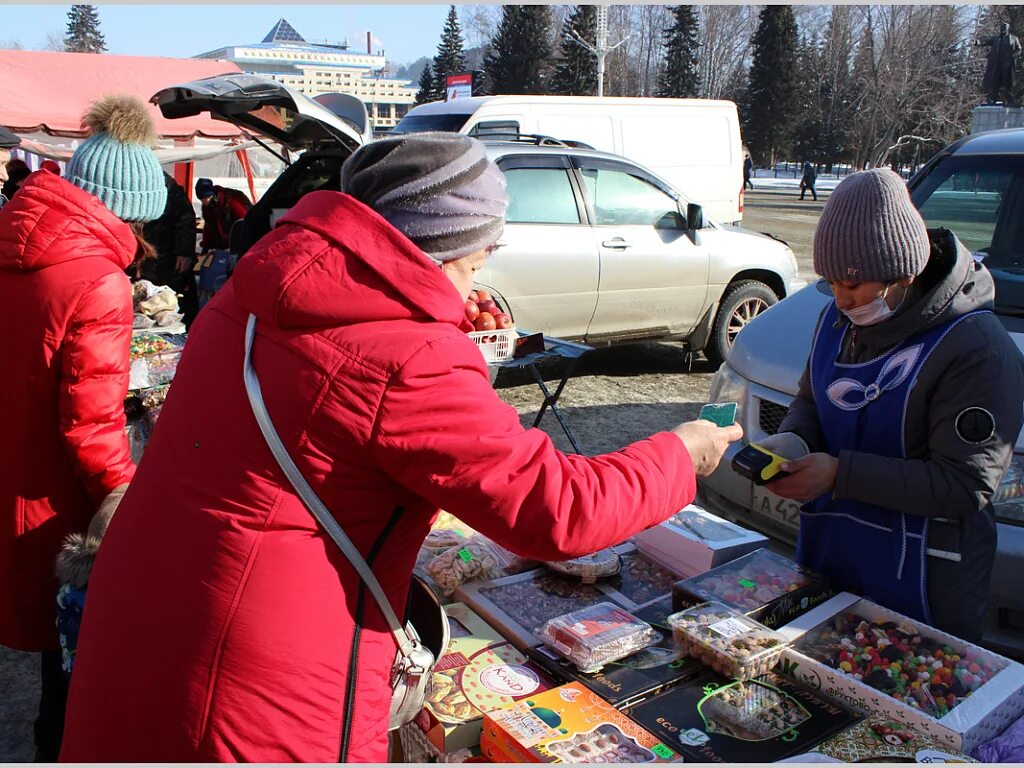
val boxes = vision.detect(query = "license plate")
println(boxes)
[751,484,802,531]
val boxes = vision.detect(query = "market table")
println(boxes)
[493,332,594,454]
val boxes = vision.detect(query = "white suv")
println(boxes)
[153,74,804,362]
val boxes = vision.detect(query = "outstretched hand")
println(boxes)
[672,419,744,477]
[766,453,838,501]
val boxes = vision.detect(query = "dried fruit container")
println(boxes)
[539,602,660,673]
[545,548,621,583]
[668,601,788,681]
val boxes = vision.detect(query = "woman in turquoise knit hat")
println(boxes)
[0,94,166,760]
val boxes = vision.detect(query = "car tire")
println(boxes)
[705,280,778,366]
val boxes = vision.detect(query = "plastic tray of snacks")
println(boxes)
[603,544,681,609]
[539,602,660,673]
[668,601,788,681]
[545,548,621,584]
[673,547,834,628]
[469,328,517,364]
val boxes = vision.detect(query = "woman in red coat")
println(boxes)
[0,96,167,760]
[61,133,741,762]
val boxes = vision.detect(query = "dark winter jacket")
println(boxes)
[199,185,251,251]
[780,229,1024,638]
[61,191,698,762]
[800,162,817,185]
[140,173,196,285]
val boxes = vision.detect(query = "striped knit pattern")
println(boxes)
[340,132,508,263]
[813,168,930,283]
[66,133,166,223]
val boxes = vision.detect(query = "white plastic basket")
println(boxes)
[468,327,517,364]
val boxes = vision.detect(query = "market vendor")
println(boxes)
[61,132,742,763]
[763,168,1024,641]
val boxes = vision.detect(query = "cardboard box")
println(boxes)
[455,569,631,650]
[480,682,681,763]
[526,598,705,710]
[672,547,835,629]
[633,504,768,577]
[775,594,1024,752]
[416,603,558,753]
[779,716,977,763]
[600,544,685,610]
[627,670,860,763]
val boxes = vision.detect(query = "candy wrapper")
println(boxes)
[545,548,621,583]
[539,602,659,673]
[668,601,788,681]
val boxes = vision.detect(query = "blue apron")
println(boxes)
[798,303,984,623]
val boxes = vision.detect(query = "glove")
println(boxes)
[55,484,130,589]
[755,432,810,462]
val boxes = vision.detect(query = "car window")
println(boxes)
[503,167,581,224]
[577,165,679,227]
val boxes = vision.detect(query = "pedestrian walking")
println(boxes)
[60,133,742,763]
[799,160,817,201]
[0,94,166,761]
[743,153,754,191]
[761,169,1024,641]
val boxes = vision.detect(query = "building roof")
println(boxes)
[263,18,306,45]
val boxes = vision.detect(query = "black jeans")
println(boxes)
[34,650,68,762]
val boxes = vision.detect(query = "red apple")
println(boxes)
[468,290,480,304]
[465,300,480,323]
[493,312,514,330]
[476,289,492,303]
[477,299,499,315]
[475,312,496,331]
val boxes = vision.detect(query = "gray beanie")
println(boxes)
[340,132,508,263]
[813,168,930,283]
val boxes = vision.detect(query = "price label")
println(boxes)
[709,617,751,638]
[457,548,474,562]
[651,743,675,759]
[738,578,756,589]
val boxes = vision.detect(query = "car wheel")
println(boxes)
[705,280,778,365]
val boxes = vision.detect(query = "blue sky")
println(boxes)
[0,5,452,66]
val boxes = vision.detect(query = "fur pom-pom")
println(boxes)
[56,533,101,590]
[81,94,156,145]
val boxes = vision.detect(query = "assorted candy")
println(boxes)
[543,724,655,763]
[539,603,659,673]
[668,602,788,681]
[129,332,175,359]
[797,611,1000,718]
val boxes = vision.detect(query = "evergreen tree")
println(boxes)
[551,5,598,96]
[742,6,799,167]
[64,4,106,53]
[791,34,823,164]
[658,5,701,98]
[484,5,554,95]
[414,63,436,105]
[432,5,468,102]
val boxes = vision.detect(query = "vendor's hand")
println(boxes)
[175,255,193,274]
[672,420,744,477]
[766,453,838,501]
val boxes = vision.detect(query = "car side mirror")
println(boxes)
[686,203,706,231]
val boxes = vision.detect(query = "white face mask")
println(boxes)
[841,285,899,327]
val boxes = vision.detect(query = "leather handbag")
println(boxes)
[243,313,443,730]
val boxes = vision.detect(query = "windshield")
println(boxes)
[911,154,1024,312]
[391,113,470,134]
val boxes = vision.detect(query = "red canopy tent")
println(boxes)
[0,50,256,198]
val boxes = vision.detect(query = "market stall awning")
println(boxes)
[0,50,245,139]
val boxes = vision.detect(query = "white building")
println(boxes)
[194,19,417,129]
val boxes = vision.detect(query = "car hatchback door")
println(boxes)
[574,157,710,343]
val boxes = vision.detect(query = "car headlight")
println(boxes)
[707,363,749,429]
[785,246,799,275]
[993,454,1024,525]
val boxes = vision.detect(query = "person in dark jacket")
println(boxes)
[1,160,30,203]
[0,126,20,209]
[141,173,199,327]
[799,160,817,201]
[762,168,1024,641]
[743,153,754,190]
[195,176,251,252]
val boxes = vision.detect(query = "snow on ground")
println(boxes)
[748,171,844,191]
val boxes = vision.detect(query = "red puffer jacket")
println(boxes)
[0,171,136,651]
[61,192,696,762]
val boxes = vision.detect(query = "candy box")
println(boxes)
[667,601,789,681]
[779,716,977,763]
[627,670,859,763]
[455,569,629,650]
[633,504,768,577]
[601,544,683,610]
[539,603,659,673]
[416,603,557,754]
[672,547,835,629]
[527,598,705,709]
[480,682,681,763]
[775,593,1024,752]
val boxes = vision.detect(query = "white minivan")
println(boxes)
[392,95,745,224]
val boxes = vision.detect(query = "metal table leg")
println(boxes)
[528,358,584,454]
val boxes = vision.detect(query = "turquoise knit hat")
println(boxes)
[66,95,167,222]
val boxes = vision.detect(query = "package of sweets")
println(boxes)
[538,603,659,673]
[668,601,788,681]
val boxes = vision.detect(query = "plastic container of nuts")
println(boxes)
[545,548,621,583]
[539,602,660,673]
[667,601,789,681]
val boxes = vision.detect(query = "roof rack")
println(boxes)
[471,131,595,150]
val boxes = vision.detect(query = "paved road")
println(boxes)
[739,188,829,280]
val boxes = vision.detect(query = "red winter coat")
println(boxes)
[61,192,696,763]
[0,172,136,651]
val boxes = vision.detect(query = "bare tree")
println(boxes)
[42,31,66,52]
[697,5,758,100]
[459,5,501,51]
[0,39,24,50]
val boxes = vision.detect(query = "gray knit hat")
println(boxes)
[814,168,930,283]
[340,132,508,263]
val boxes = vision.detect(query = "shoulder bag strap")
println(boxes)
[242,313,417,659]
